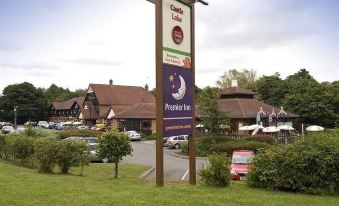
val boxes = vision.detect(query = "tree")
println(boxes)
[97,130,133,178]
[216,69,257,91]
[56,141,89,174]
[256,73,287,107]
[283,69,337,127]
[198,87,230,136]
[0,82,48,123]
[44,84,85,105]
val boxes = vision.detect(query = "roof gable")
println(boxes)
[90,84,155,106]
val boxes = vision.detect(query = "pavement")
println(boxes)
[122,140,208,181]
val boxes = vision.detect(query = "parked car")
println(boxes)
[125,131,142,141]
[165,135,188,149]
[1,125,15,134]
[77,125,88,130]
[61,136,108,163]
[83,136,98,144]
[87,143,110,163]
[62,136,84,142]
[38,121,49,128]
[230,150,254,180]
[0,122,11,129]
[163,137,169,146]
[24,121,37,127]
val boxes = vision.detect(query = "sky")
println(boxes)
[0,0,338,93]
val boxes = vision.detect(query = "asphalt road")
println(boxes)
[122,140,208,181]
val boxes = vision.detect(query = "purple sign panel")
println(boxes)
[163,65,193,137]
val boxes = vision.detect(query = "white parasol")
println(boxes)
[251,125,264,136]
[239,125,254,131]
[278,125,294,130]
[263,126,280,133]
[195,124,204,128]
[306,125,324,132]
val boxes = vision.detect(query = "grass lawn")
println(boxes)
[0,160,338,206]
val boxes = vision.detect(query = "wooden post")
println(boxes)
[189,2,196,185]
[155,0,164,187]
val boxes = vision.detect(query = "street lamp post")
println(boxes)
[0,109,4,122]
[14,106,18,129]
[84,105,92,130]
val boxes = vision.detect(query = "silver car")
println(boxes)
[62,136,109,163]
[165,135,188,149]
[1,125,15,134]
[125,131,142,141]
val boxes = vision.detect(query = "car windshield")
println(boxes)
[84,138,98,143]
[88,144,97,151]
[232,154,253,164]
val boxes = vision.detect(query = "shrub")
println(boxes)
[97,130,132,178]
[199,154,231,187]
[56,140,89,174]
[247,134,339,194]
[182,136,275,157]
[145,133,156,140]
[13,136,35,165]
[1,135,17,160]
[34,138,59,173]
[57,129,102,140]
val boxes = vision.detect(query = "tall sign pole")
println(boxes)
[149,0,207,187]
[155,0,164,187]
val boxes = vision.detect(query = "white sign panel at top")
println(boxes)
[163,0,191,69]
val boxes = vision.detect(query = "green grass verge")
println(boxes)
[0,160,338,206]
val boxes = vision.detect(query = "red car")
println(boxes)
[231,150,254,180]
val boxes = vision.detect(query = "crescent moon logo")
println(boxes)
[172,75,186,100]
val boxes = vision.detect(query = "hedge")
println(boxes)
[57,129,103,140]
[247,133,339,194]
[182,136,276,156]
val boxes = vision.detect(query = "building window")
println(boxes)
[141,120,151,129]
[117,119,126,130]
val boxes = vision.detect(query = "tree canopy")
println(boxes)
[198,87,230,136]
[0,82,86,123]
[216,69,257,91]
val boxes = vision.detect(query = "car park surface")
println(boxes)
[122,140,208,180]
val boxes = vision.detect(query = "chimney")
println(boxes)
[145,84,149,91]
[231,80,238,87]
[109,79,113,86]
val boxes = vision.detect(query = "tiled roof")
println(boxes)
[89,84,155,106]
[219,87,256,98]
[51,97,85,110]
[113,103,155,119]
[217,98,299,119]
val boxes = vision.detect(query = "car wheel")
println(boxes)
[174,144,180,149]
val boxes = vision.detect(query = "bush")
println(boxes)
[57,140,89,174]
[57,129,102,140]
[182,136,275,157]
[145,133,156,140]
[1,135,17,160]
[247,134,339,194]
[199,155,231,187]
[13,136,35,165]
[34,138,59,173]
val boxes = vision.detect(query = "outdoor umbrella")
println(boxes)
[251,125,264,136]
[278,125,294,130]
[263,126,280,133]
[239,125,254,131]
[306,125,324,132]
[249,124,264,130]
